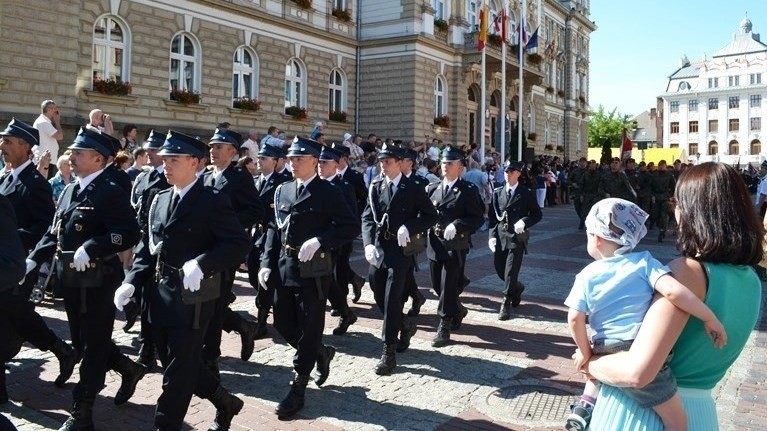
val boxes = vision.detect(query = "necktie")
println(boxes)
[257,175,264,191]
[443,184,449,198]
[169,193,180,215]
[507,188,513,201]
[297,183,304,200]
[72,183,81,196]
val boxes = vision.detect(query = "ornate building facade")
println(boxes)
[659,17,767,165]
[0,0,594,159]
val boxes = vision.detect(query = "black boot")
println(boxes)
[207,385,244,431]
[236,317,257,361]
[0,366,7,405]
[451,304,469,331]
[59,399,94,431]
[374,344,397,375]
[498,300,511,321]
[254,308,269,339]
[351,274,365,304]
[50,338,78,387]
[314,345,335,386]
[396,317,417,353]
[112,355,147,406]
[275,375,310,419]
[332,307,357,335]
[122,300,140,332]
[406,290,426,317]
[432,318,451,347]
[136,343,157,371]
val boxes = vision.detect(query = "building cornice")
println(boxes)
[660,83,767,99]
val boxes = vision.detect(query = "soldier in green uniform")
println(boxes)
[599,158,636,203]
[635,162,654,229]
[651,160,676,242]
[579,160,602,220]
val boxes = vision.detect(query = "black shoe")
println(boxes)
[511,282,525,308]
[330,308,340,317]
[374,344,397,376]
[113,355,147,406]
[498,301,511,321]
[237,319,257,361]
[396,318,417,353]
[406,291,426,317]
[351,274,365,304]
[59,399,95,431]
[208,385,244,430]
[451,304,469,331]
[565,403,593,430]
[122,301,140,333]
[332,309,357,335]
[136,343,157,372]
[431,318,451,348]
[275,375,309,419]
[314,345,335,386]
[254,308,269,339]
[50,338,77,388]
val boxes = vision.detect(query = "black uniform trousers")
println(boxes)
[272,271,330,376]
[369,250,411,344]
[62,285,123,401]
[653,196,670,231]
[0,289,57,352]
[152,309,218,429]
[334,242,354,297]
[203,266,238,361]
[493,245,525,300]
[247,243,277,310]
[429,250,467,319]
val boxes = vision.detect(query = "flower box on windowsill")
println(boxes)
[292,0,312,9]
[83,90,138,106]
[331,8,351,22]
[163,99,208,114]
[228,108,264,120]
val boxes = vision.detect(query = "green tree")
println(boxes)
[588,105,631,149]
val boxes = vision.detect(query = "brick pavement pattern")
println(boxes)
[2,204,765,430]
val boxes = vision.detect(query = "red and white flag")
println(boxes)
[622,128,633,161]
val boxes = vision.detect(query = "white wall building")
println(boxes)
[659,17,766,165]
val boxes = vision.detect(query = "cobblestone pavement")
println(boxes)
[2,203,765,430]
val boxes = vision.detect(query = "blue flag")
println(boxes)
[525,27,539,52]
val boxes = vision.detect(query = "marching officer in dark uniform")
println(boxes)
[123,130,171,369]
[202,128,264,365]
[400,147,430,317]
[334,143,367,302]
[361,144,438,375]
[247,145,290,339]
[0,119,78,396]
[488,161,542,320]
[258,138,358,418]
[426,146,484,347]
[0,193,26,405]
[567,158,587,229]
[651,159,676,242]
[25,127,145,430]
[599,157,636,202]
[115,130,249,431]
[318,144,359,335]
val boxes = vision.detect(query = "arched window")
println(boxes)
[232,46,258,101]
[169,33,200,92]
[751,139,762,155]
[284,58,306,109]
[728,140,739,156]
[92,15,130,83]
[708,140,718,156]
[434,75,447,117]
[467,85,478,102]
[328,68,346,113]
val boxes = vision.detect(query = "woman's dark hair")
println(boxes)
[675,162,763,265]
[122,123,137,138]
[236,156,253,168]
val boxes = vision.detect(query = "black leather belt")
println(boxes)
[283,245,298,258]
[156,261,181,278]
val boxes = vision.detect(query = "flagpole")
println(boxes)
[480,48,486,165]
[518,0,526,162]
[500,3,507,166]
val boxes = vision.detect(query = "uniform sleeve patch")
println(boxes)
[111,234,123,246]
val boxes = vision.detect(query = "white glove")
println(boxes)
[182,259,203,292]
[258,268,271,290]
[364,244,379,266]
[113,284,135,312]
[298,237,321,262]
[397,225,411,247]
[514,220,526,234]
[19,259,37,285]
[73,246,91,272]
[488,238,497,253]
[443,223,457,240]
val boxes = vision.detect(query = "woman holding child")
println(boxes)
[582,162,762,429]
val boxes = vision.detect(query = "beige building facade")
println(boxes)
[0,0,594,159]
